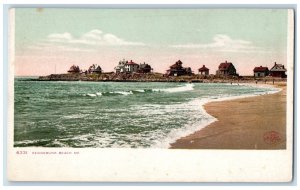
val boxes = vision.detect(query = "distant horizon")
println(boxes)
[14,9,288,76]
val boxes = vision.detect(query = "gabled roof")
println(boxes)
[170,60,183,69]
[88,64,102,72]
[253,66,269,72]
[270,62,286,72]
[94,65,102,71]
[218,61,234,71]
[175,60,182,65]
[198,65,209,71]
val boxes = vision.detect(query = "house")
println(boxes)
[124,60,139,73]
[198,65,209,75]
[253,66,269,77]
[138,62,152,73]
[67,65,80,73]
[216,61,237,76]
[115,59,140,73]
[269,62,287,78]
[115,59,153,74]
[88,64,102,74]
[115,59,127,73]
[166,60,192,76]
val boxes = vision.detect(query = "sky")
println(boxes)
[14,8,289,76]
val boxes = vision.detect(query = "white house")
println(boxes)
[115,59,127,73]
[124,60,139,73]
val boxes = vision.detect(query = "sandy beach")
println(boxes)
[170,82,287,149]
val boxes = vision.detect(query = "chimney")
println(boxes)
[203,65,205,67]
[225,60,227,63]
[274,62,277,65]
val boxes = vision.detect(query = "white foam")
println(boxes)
[150,98,217,148]
[51,139,68,147]
[86,84,195,98]
[87,93,96,97]
[14,139,40,145]
[113,91,134,96]
[14,139,54,147]
[151,84,281,148]
[153,83,194,93]
[134,89,145,93]
[56,83,282,148]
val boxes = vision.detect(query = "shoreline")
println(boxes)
[170,82,286,149]
[30,73,287,84]
[16,77,287,149]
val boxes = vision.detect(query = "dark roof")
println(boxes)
[170,60,183,69]
[176,60,182,65]
[88,64,102,72]
[170,63,180,68]
[218,61,233,71]
[198,65,209,71]
[94,65,102,71]
[139,63,151,69]
[253,66,268,72]
[68,65,80,72]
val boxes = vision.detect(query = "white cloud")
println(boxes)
[171,34,262,53]
[26,29,145,53]
[27,42,96,53]
[45,29,145,46]
[47,32,73,42]
[82,29,103,40]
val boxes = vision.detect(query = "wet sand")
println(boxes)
[170,83,287,149]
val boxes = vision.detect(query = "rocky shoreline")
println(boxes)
[35,73,286,83]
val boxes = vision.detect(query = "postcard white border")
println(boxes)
[6,8,294,182]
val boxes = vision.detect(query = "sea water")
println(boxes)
[14,78,279,148]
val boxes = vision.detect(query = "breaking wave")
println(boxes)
[15,81,281,148]
[153,83,194,93]
[84,83,195,97]
[86,93,97,97]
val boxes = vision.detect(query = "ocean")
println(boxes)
[14,78,279,148]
